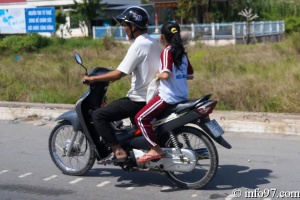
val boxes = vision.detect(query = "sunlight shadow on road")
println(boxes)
[85,167,175,189]
[84,164,272,191]
[205,165,273,190]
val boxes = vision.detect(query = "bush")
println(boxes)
[101,35,118,50]
[0,34,117,54]
[22,34,51,52]
[285,17,300,34]
[1,35,24,52]
[0,34,51,53]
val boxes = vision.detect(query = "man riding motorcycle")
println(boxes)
[82,6,161,164]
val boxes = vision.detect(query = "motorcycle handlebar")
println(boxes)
[82,79,90,85]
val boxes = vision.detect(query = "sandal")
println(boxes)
[97,153,127,164]
[137,153,165,163]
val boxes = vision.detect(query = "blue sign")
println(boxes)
[25,7,56,33]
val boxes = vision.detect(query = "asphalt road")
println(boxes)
[0,120,299,200]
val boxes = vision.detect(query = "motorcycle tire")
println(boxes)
[48,120,96,176]
[163,126,219,189]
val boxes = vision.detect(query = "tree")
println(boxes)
[238,8,258,44]
[176,0,198,23]
[55,10,67,38]
[71,0,105,37]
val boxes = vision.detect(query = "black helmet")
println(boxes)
[115,6,149,29]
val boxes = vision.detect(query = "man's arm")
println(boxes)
[83,70,125,84]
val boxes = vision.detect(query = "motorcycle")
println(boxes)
[48,53,232,189]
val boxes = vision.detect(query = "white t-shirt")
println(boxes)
[117,33,161,102]
[158,45,194,104]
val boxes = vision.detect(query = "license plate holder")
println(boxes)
[205,119,224,138]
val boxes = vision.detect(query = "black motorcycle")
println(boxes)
[48,53,231,189]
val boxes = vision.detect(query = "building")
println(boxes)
[0,0,154,37]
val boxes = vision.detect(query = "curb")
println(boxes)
[0,101,299,136]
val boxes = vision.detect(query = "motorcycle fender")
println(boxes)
[133,148,197,172]
[156,111,200,134]
[55,110,82,132]
[196,123,232,149]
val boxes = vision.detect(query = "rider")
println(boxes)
[83,6,161,163]
[135,21,194,163]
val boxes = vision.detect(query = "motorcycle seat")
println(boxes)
[159,94,212,117]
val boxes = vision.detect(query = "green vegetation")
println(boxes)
[70,0,105,37]
[176,0,300,34]
[1,34,300,113]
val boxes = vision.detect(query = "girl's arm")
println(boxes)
[156,72,170,80]
[187,74,194,80]
[186,58,194,80]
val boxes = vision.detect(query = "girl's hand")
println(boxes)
[156,72,170,80]
[155,73,160,79]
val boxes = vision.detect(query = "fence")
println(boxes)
[93,21,285,44]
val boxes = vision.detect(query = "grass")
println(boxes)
[1,35,300,113]
[188,39,300,112]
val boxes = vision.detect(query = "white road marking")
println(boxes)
[126,187,134,190]
[99,171,111,175]
[191,194,198,197]
[225,194,236,200]
[69,178,83,184]
[43,175,58,181]
[19,173,32,178]
[0,170,9,175]
[161,186,172,191]
[97,181,110,187]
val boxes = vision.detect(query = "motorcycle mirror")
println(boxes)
[74,53,82,64]
[74,52,88,75]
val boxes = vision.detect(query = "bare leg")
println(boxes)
[145,145,164,156]
[137,145,165,163]
[111,144,127,159]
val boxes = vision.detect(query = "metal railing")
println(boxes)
[93,21,285,41]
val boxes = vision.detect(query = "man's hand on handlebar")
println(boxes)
[83,75,93,85]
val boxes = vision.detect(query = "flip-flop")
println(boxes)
[97,153,127,164]
[137,153,165,163]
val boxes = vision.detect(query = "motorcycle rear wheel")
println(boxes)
[48,120,96,176]
[164,126,219,189]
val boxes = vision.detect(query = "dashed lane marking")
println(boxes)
[69,178,83,184]
[126,187,135,190]
[43,175,58,181]
[19,173,32,178]
[191,194,198,197]
[0,170,9,175]
[161,186,172,191]
[97,181,110,187]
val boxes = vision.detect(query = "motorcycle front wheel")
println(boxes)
[48,120,96,176]
[163,126,219,189]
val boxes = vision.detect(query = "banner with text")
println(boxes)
[25,7,56,33]
[0,7,55,34]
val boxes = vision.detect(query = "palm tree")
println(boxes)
[71,0,105,37]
